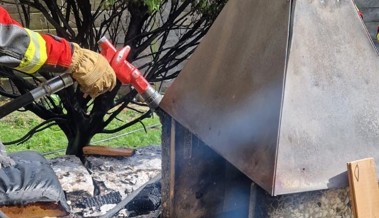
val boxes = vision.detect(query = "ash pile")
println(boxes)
[49,145,162,218]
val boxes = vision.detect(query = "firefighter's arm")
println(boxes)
[0,7,116,98]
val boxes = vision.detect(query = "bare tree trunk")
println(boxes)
[0,0,227,157]
[66,128,91,157]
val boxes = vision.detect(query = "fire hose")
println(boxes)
[0,37,162,119]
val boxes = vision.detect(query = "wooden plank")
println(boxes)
[347,158,379,218]
[0,202,68,218]
[83,145,135,157]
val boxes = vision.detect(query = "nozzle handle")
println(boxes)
[97,37,162,110]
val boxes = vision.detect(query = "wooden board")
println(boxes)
[0,202,68,218]
[347,158,379,218]
[83,145,135,157]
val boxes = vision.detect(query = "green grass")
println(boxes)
[91,109,161,148]
[0,108,161,158]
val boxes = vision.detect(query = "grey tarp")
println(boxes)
[0,151,69,212]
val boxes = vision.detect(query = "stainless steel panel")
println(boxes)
[275,0,379,195]
[161,0,291,194]
[161,0,379,195]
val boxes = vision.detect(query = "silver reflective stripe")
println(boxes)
[0,23,29,68]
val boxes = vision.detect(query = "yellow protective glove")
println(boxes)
[70,43,116,98]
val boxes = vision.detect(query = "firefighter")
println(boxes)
[0,6,116,98]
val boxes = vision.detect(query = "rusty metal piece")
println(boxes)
[160,117,251,218]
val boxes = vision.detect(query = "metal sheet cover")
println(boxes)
[276,0,379,195]
[161,0,290,193]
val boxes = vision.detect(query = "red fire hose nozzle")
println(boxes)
[98,37,162,110]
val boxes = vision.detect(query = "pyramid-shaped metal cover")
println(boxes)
[160,0,379,195]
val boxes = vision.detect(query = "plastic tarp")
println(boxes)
[0,151,69,212]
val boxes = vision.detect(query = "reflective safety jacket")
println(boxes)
[0,6,73,73]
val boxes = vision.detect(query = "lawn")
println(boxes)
[0,108,162,158]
